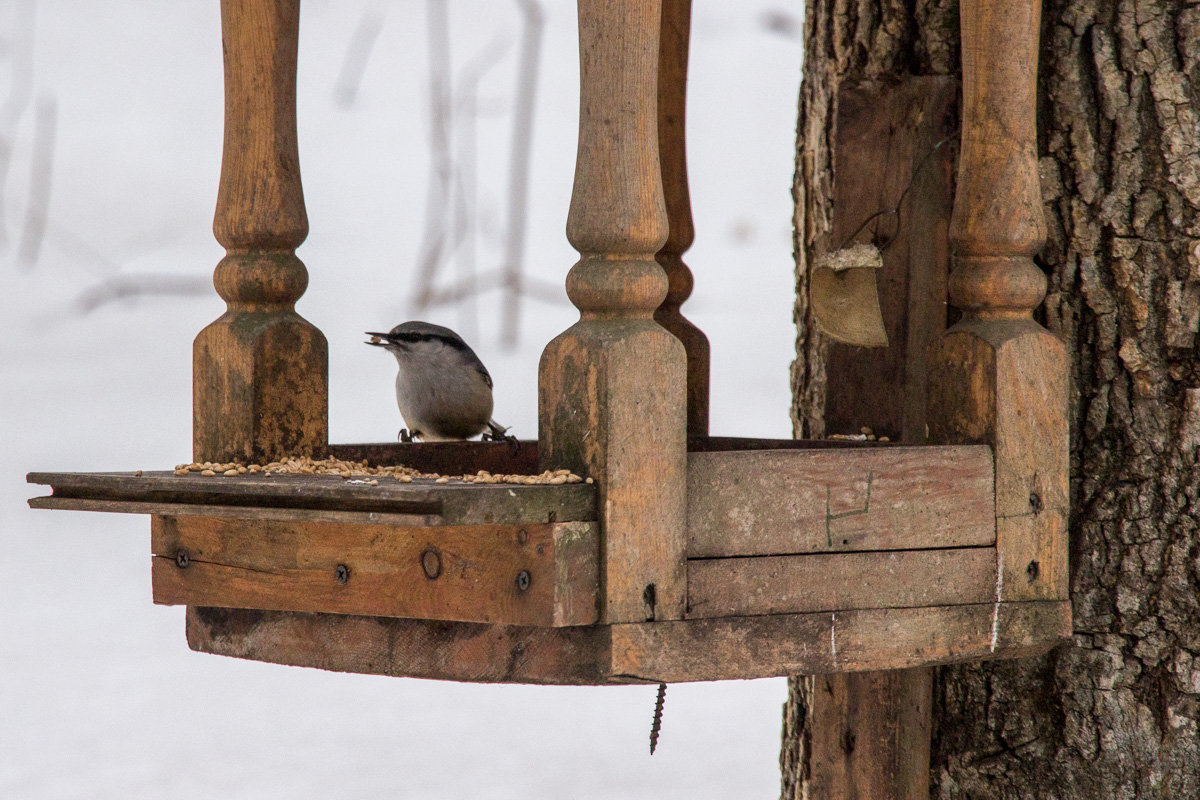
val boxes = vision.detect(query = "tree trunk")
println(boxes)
[784,0,1200,797]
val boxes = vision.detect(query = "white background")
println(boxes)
[2,2,803,797]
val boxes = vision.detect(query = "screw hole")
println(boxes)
[420,548,442,580]
[1026,560,1040,581]
[1029,492,1044,513]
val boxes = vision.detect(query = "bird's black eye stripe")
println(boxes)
[391,331,470,351]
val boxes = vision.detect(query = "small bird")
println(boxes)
[366,321,514,443]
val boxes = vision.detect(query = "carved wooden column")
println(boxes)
[540,0,687,624]
[928,0,1069,606]
[194,0,328,464]
[654,0,709,437]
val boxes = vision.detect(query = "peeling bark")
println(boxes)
[784,0,1200,797]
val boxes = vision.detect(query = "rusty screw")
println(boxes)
[335,564,350,584]
[516,570,531,591]
[421,548,442,580]
[175,549,190,569]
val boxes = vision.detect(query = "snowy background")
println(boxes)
[2,2,803,797]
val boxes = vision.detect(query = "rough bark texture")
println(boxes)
[784,0,1200,797]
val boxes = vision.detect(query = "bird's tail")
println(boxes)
[485,419,517,443]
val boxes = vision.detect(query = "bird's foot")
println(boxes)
[482,423,518,445]
[398,428,416,443]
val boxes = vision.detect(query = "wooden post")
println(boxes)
[194,0,328,464]
[654,0,709,437]
[539,0,687,624]
[928,0,1069,605]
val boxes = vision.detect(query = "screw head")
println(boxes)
[516,570,531,591]
[335,564,350,584]
[175,550,190,569]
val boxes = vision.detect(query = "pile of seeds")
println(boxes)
[172,455,589,485]
[828,426,891,443]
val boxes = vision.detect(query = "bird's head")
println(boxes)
[366,321,469,361]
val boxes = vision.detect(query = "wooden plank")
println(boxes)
[807,670,931,800]
[686,547,995,619]
[609,600,1071,683]
[687,445,994,557]
[26,471,596,525]
[326,440,539,475]
[27,497,436,526]
[823,77,956,442]
[153,516,598,627]
[539,0,687,623]
[186,600,1071,685]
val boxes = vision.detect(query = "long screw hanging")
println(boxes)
[649,682,667,755]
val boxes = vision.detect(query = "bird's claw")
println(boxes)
[398,428,415,443]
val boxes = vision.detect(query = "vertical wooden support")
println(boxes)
[540,0,687,623]
[807,79,953,800]
[194,0,328,464]
[654,0,709,436]
[928,0,1069,604]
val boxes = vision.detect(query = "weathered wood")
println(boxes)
[806,669,932,800]
[686,547,995,619]
[927,0,1069,604]
[186,600,1071,685]
[193,0,327,464]
[654,0,709,437]
[26,471,596,525]
[823,78,956,442]
[153,516,598,626]
[326,440,539,475]
[28,497,436,527]
[539,0,687,623]
[686,445,994,557]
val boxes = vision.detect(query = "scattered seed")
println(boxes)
[200,469,215,477]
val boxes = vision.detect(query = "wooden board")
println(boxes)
[687,445,994,557]
[686,547,995,618]
[186,600,1071,685]
[27,471,596,526]
[153,516,598,627]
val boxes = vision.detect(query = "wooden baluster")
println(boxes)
[194,0,328,464]
[654,0,709,437]
[928,0,1068,601]
[540,0,687,624]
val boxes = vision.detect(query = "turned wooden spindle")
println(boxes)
[540,0,687,624]
[654,0,710,437]
[193,0,328,464]
[929,0,1068,604]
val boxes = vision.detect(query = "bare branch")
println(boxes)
[332,3,387,109]
[17,94,56,271]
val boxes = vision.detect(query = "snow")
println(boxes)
[2,2,802,797]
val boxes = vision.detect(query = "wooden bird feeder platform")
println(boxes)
[28,0,1069,732]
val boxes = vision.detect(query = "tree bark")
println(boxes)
[784,0,1200,797]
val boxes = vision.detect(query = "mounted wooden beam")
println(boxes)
[151,516,599,627]
[193,0,327,464]
[539,0,687,623]
[185,600,1071,685]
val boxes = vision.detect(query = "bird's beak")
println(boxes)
[365,331,390,347]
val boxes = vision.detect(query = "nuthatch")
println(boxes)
[366,321,514,442]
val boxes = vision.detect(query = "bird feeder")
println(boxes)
[28,0,1069,778]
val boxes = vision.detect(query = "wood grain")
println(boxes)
[27,470,596,526]
[824,77,956,442]
[193,0,327,464]
[153,516,598,627]
[686,547,996,619]
[653,0,709,436]
[540,0,687,623]
[186,600,1071,685]
[686,445,994,557]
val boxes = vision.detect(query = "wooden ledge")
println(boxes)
[186,600,1072,685]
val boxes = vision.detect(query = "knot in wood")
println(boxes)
[213,252,309,309]
[948,255,1046,319]
[565,257,668,316]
